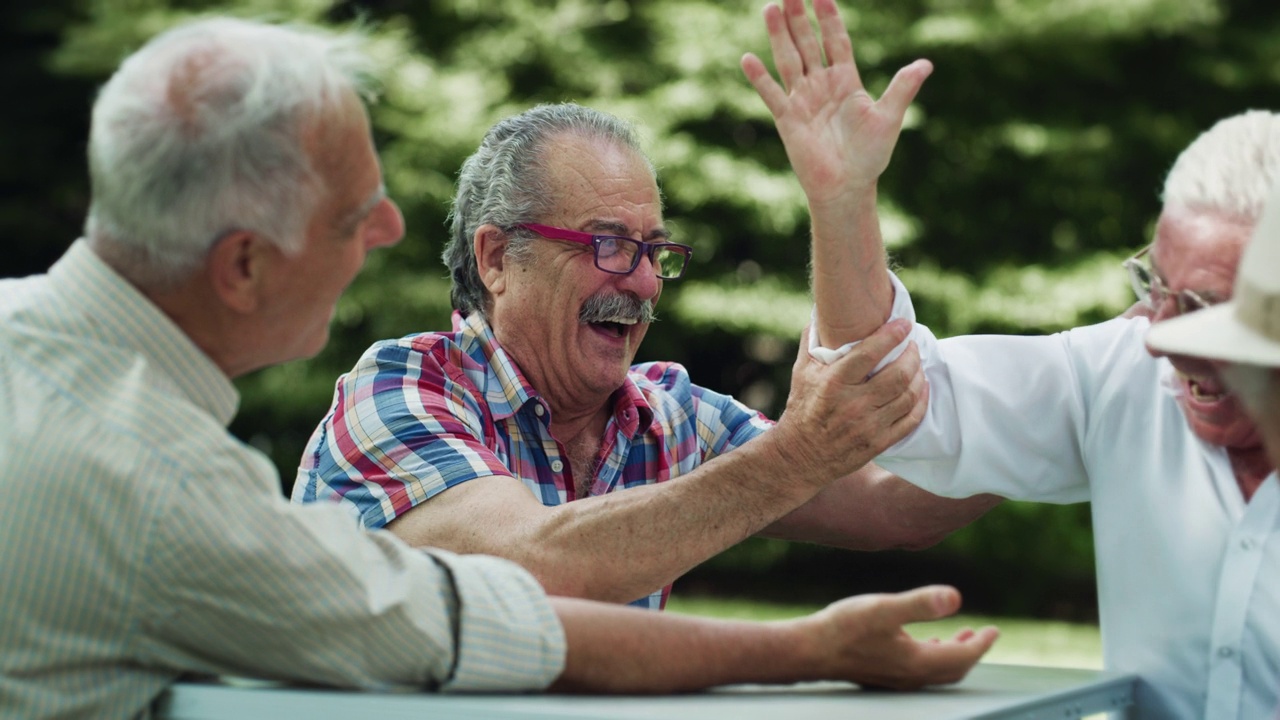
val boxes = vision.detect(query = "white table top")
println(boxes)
[156,663,1136,719]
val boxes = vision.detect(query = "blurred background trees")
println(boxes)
[5,0,1279,620]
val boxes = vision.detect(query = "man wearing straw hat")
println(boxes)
[790,103,1280,719]
[1146,183,1280,473]
[1145,184,1280,720]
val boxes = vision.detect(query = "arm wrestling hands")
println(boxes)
[389,321,929,603]
[552,585,997,692]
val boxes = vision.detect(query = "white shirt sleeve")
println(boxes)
[141,448,566,693]
[875,319,1146,503]
[807,270,920,374]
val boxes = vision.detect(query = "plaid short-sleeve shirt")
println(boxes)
[294,311,774,609]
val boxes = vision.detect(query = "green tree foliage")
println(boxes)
[5,0,1279,618]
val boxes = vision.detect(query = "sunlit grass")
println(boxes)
[667,595,1103,670]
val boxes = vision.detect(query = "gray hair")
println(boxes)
[85,17,375,288]
[1163,110,1280,223]
[443,102,656,317]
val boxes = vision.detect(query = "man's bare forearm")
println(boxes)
[763,463,1003,551]
[547,596,804,692]
[393,433,838,604]
[811,187,895,347]
[548,584,999,692]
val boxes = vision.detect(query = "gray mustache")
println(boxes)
[579,293,657,324]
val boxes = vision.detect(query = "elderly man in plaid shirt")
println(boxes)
[294,0,996,609]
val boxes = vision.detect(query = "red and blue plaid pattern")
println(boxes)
[294,311,774,609]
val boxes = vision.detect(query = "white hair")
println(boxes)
[85,17,374,288]
[1162,110,1280,223]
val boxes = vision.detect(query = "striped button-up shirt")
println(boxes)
[294,311,775,609]
[0,242,565,720]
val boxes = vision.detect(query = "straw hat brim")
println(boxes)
[1145,302,1280,367]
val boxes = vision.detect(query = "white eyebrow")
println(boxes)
[334,184,387,236]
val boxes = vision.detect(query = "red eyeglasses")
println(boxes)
[516,223,693,280]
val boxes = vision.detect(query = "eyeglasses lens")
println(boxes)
[653,247,688,279]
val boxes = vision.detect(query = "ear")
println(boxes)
[474,224,511,296]
[205,231,271,314]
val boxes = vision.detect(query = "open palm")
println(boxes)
[741,0,931,207]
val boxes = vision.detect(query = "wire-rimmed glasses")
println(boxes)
[1122,244,1213,316]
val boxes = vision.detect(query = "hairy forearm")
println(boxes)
[391,436,828,605]
[550,583,997,693]
[517,437,827,602]
[810,185,894,346]
[549,596,810,692]
[762,465,1002,551]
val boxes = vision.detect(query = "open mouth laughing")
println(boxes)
[588,315,639,338]
[1179,370,1226,404]
[579,292,656,339]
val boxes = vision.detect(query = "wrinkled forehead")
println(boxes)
[540,133,663,228]
[1152,205,1252,283]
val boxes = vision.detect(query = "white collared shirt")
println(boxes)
[817,273,1280,719]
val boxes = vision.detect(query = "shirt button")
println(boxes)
[1217,646,1235,659]
[534,405,545,417]
[1240,537,1256,551]
[551,460,564,473]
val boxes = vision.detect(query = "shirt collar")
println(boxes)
[456,311,539,420]
[611,374,655,438]
[455,310,654,435]
[50,241,240,426]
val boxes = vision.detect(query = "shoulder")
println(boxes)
[336,331,485,405]
[936,316,1158,392]
[629,360,728,411]
[1060,317,1162,397]
[629,360,692,392]
[2,345,273,510]
[1061,316,1152,361]
[628,360,767,410]
[0,273,55,319]
[629,360,772,435]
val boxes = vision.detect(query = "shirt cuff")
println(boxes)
[808,270,916,373]
[426,550,567,692]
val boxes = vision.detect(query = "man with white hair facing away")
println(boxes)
[0,15,998,720]
[786,84,1280,719]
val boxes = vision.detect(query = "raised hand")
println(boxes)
[740,0,932,208]
[743,0,929,343]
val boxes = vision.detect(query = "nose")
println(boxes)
[616,250,662,302]
[364,198,405,250]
